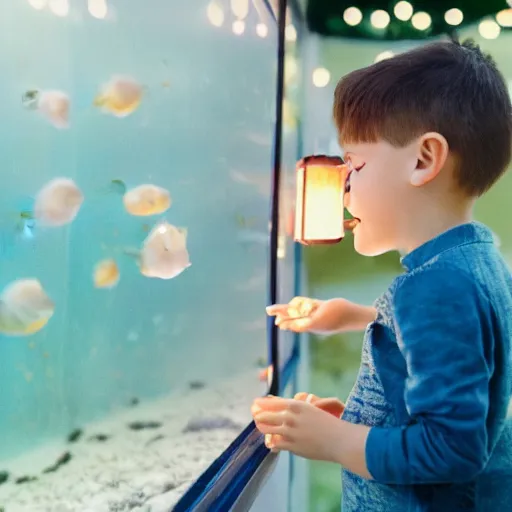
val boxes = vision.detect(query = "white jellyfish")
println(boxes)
[123,184,171,216]
[37,90,70,129]
[93,259,120,289]
[34,178,84,227]
[0,279,54,336]
[139,222,191,280]
[94,76,143,118]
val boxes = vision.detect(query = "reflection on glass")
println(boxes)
[285,24,297,42]
[256,22,268,38]
[88,0,108,19]
[207,0,224,27]
[48,0,69,17]
[285,55,298,86]
[231,0,249,20]
[232,19,245,35]
[27,0,47,10]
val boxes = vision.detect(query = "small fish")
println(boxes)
[34,178,83,227]
[20,210,34,220]
[235,214,246,227]
[93,259,120,289]
[124,222,191,280]
[96,179,127,197]
[21,90,39,110]
[0,279,54,336]
[109,179,127,195]
[94,76,143,118]
[0,215,34,260]
[161,81,171,88]
[234,214,259,229]
[123,184,171,217]
[35,90,70,129]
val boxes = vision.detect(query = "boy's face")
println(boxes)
[342,139,418,256]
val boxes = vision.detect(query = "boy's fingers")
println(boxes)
[254,396,290,411]
[266,304,289,316]
[294,392,320,403]
[278,318,312,332]
[315,398,345,418]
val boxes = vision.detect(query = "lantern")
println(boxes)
[294,155,348,245]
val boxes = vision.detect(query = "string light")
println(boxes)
[312,68,330,88]
[496,9,512,28]
[411,11,431,30]
[394,1,413,21]
[478,19,500,39]
[444,8,463,26]
[370,10,390,29]
[343,7,363,26]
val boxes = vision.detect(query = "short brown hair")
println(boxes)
[333,39,512,196]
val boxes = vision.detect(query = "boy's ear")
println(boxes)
[410,132,449,187]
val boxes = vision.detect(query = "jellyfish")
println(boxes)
[94,76,143,118]
[0,279,54,336]
[93,259,120,289]
[123,184,171,216]
[34,178,84,227]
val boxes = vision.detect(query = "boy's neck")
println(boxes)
[400,198,475,255]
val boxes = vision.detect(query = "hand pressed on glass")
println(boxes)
[251,393,345,459]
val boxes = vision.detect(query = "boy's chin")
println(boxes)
[353,230,392,257]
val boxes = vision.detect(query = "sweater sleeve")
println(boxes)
[365,266,492,484]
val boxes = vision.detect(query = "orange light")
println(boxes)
[294,155,347,245]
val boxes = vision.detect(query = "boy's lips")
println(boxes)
[344,218,360,231]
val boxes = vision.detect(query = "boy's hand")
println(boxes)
[293,392,345,417]
[266,296,322,332]
[266,296,376,334]
[251,395,346,463]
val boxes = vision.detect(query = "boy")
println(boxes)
[252,39,512,511]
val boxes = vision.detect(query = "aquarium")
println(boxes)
[0,1,301,511]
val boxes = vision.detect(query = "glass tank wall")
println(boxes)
[0,1,299,510]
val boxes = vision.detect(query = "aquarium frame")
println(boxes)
[172,0,304,510]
